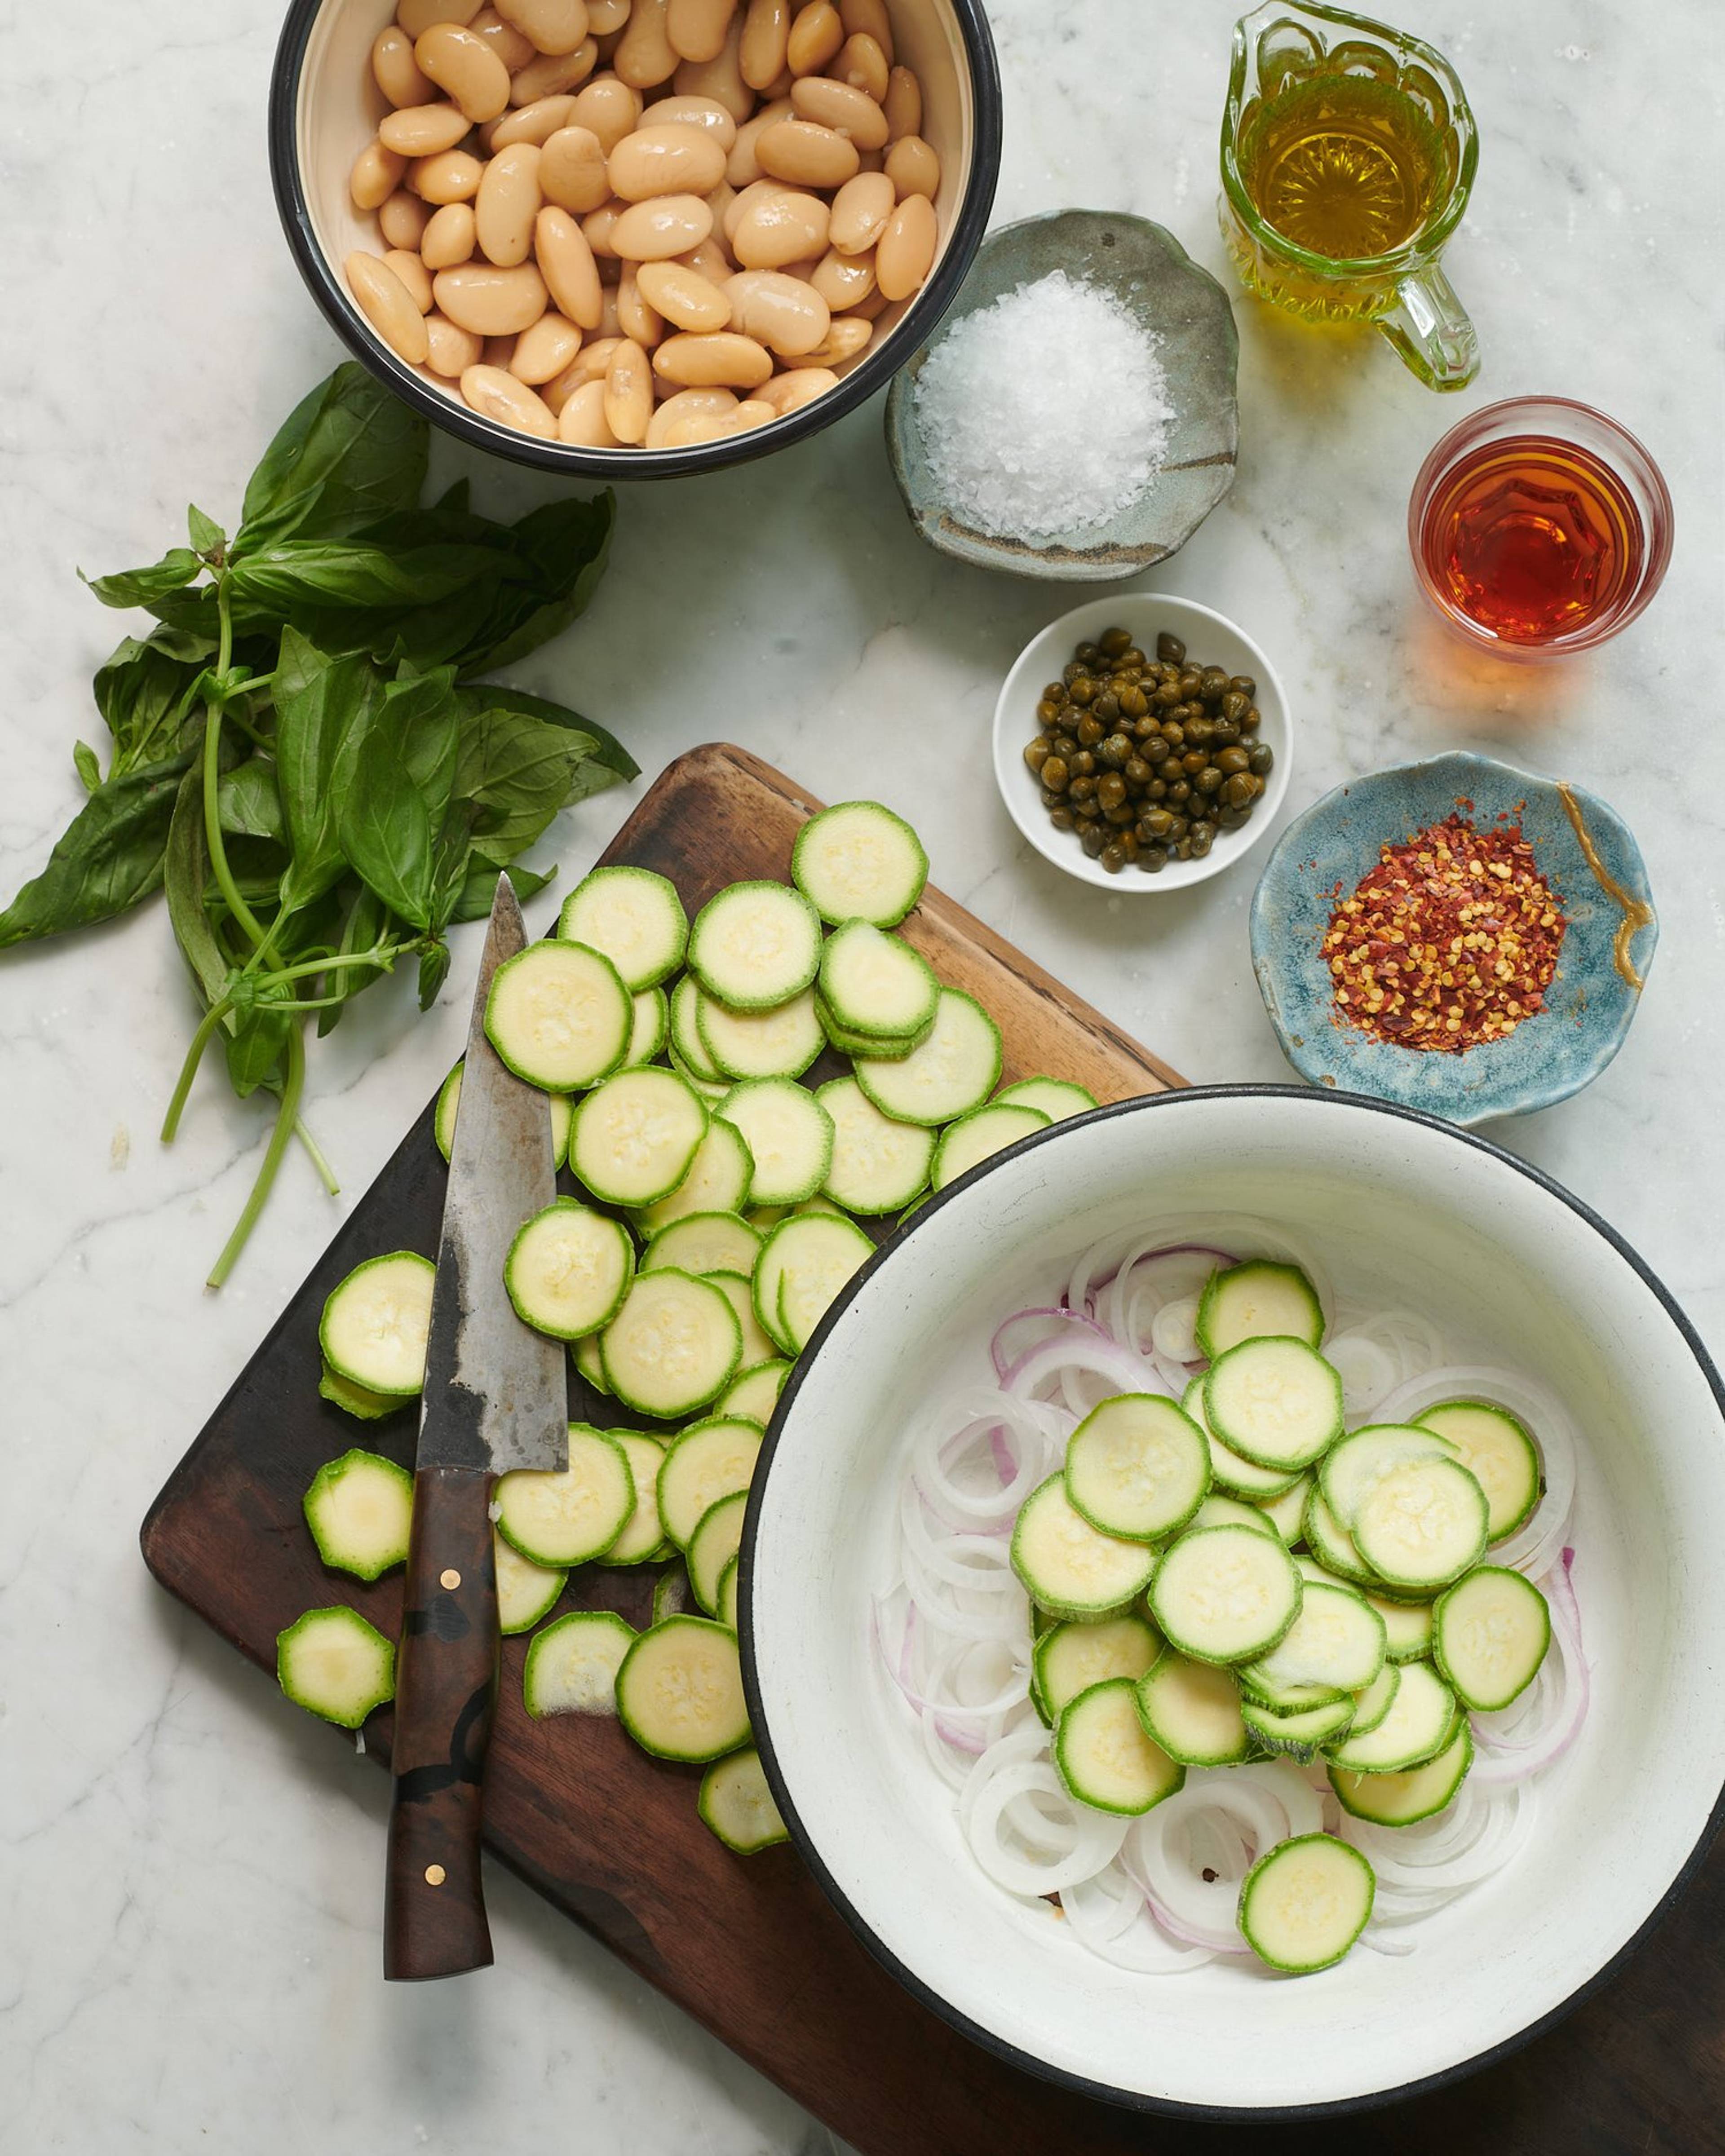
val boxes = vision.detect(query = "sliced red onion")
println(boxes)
[990,1305,1106,1382]
[1000,1330,1163,1401]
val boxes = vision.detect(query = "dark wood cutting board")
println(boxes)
[142,743,1723,2156]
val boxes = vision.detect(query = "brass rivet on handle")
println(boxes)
[425,1864,447,1886]
[440,1568,461,1589]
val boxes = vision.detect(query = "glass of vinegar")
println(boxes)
[1220,1,1480,390]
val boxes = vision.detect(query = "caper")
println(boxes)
[1157,756,1183,784]
[1080,823,1107,857]
[1209,720,1241,746]
[1178,670,1202,700]
[1155,632,1185,665]
[1174,839,1192,861]
[1124,756,1151,787]
[1168,780,1192,807]
[1199,666,1229,701]
[1165,813,1190,842]
[1239,705,1261,732]
[1161,722,1185,751]
[1043,681,1066,704]
[1220,691,1248,723]
[1145,778,1168,801]
[1119,685,1149,719]
[1185,716,1214,747]
[1068,773,1095,802]
[1189,824,1215,857]
[1105,800,1135,826]
[1216,747,1250,775]
[1154,679,1182,709]
[1099,626,1132,657]
[1229,675,1257,700]
[1049,806,1074,831]
[1092,691,1120,724]
[1076,641,1101,665]
[1037,699,1062,725]
[1121,648,1146,670]
[1069,676,1095,706]
[1099,842,1126,873]
[1039,786,1062,810]
[1097,772,1127,811]
[1070,750,1095,778]
[1052,733,1078,758]
[1102,732,1133,768]
[1024,741,1050,773]
[1142,807,1174,838]
[1248,743,1275,777]
[1040,755,1069,792]
[1062,660,1085,685]
[1196,765,1225,795]
[1183,751,1208,777]
[1218,803,1248,830]
[1133,715,1160,742]
[1076,714,1104,747]
[1224,772,1257,807]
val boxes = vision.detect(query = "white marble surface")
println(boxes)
[1,0,1719,2147]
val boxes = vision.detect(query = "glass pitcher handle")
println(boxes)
[1377,263,1480,392]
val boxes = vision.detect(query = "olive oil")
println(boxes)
[1235,74,1444,261]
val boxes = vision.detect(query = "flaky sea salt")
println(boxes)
[913,270,1173,543]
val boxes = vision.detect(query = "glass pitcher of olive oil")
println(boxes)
[1220,1,1480,389]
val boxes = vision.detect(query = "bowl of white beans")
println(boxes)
[270,0,1000,473]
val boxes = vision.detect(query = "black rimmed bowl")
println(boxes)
[269,0,1000,478]
[740,1086,1725,2116]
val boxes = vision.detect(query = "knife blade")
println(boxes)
[383,873,566,1982]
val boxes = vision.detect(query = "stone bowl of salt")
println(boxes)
[885,209,1239,579]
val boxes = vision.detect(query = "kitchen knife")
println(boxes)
[384,873,567,1982]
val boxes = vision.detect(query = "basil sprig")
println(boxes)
[2,364,634,1284]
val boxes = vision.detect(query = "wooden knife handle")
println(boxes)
[384,1462,498,1982]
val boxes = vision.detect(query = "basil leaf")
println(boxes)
[188,504,226,557]
[417,938,452,1009]
[218,757,287,843]
[234,363,428,557]
[73,742,101,793]
[273,627,384,906]
[0,750,191,947]
[454,493,617,676]
[228,539,507,620]
[339,725,435,929]
[93,625,215,757]
[83,549,204,610]
[164,765,233,1010]
[316,881,392,1037]
[224,1000,292,1097]
[451,857,553,921]
[462,683,636,787]
[384,665,461,826]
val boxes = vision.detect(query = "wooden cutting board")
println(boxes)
[142,743,1723,2156]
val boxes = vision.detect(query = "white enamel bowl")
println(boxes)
[739,1087,1725,2116]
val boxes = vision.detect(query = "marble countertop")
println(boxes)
[2,0,1719,2147]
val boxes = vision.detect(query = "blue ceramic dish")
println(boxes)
[1250,752,1657,1125]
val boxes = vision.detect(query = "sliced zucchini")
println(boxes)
[596,1430,670,1566]
[853,988,1002,1127]
[1191,1493,1281,1538]
[1371,1591,1435,1662]
[697,985,824,1082]
[1324,1659,1455,1774]
[523,1609,636,1716]
[1034,1613,1162,1719]
[791,799,927,927]
[1010,1475,1158,1619]
[1320,1422,1459,1529]
[1348,1660,1400,1738]
[687,1489,749,1614]
[818,918,939,1038]
[616,1615,751,1761]
[1183,1375,1304,1499]
[504,1199,635,1340]
[495,1531,566,1634]
[276,1606,395,1729]
[319,1251,436,1398]
[930,1102,1050,1193]
[687,881,822,1010]
[1148,1525,1302,1666]
[1203,1336,1344,1471]
[703,1268,778,1372]
[815,990,933,1061]
[557,865,688,991]
[642,1211,762,1280]
[652,1560,691,1623]
[1433,1566,1550,1710]
[622,985,670,1069]
[494,1424,636,1566]
[1134,1652,1252,1767]
[1330,1719,1473,1825]
[318,1361,403,1421]
[716,1078,834,1206]
[671,1051,732,1103]
[718,1358,791,1424]
[669,973,725,1082]
[1055,1678,1184,1816]
[1302,1482,1378,1586]
[302,1449,411,1581]
[569,1067,708,1207]
[572,1329,610,1398]
[1255,1473,1311,1544]
[484,940,631,1091]
[755,1211,874,1355]
[601,1268,741,1418]
[699,1745,787,1851]
[816,1076,935,1215]
[1351,1458,1488,1592]
[1238,1834,1373,1974]
[1240,1691,1355,1759]
[994,1077,1098,1123]
[656,1417,764,1547]
[1415,1401,1543,1542]
[1064,1392,1210,1543]
[1195,1260,1325,1359]
[436,1060,574,1166]
[716,1552,741,1630]
[1241,1582,1386,1697]
[633,1115,754,1232]
[1238,1663,1349,1714]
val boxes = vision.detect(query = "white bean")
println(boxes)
[461,362,559,434]
[345,252,431,363]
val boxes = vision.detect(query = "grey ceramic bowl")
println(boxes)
[884,209,1238,579]
[1249,751,1657,1124]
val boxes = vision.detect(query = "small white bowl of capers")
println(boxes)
[992,592,1292,892]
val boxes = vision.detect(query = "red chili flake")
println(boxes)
[1322,813,1566,1052]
